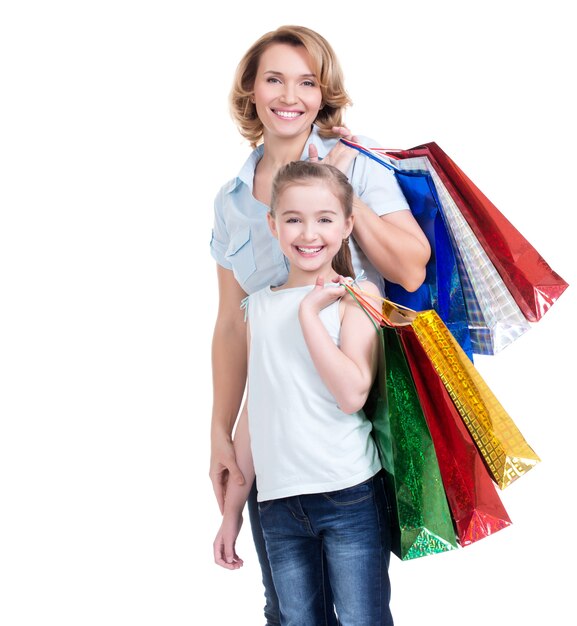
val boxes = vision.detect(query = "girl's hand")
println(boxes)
[300,275,346,317]
[213,513,244,570]
[308,126,359,176]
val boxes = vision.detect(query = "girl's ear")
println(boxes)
[267,212,278,238]
[343,214,354,239]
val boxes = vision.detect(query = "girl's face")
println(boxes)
[252,43,323,143]
[268,181,353,281]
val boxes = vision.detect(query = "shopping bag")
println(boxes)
[406,142,569,322]
[398,325,512,545]
[348,285,541,490]
[384,150,532,355]
[382,301,541,489]
[342,140,473,358]
[385,167,473,358]
[343,139,532,355]
[362,320,458,560]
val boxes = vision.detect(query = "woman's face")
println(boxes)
[252,43,323,143]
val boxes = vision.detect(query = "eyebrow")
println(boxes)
[278,208,339,216]
[263,70,317,78]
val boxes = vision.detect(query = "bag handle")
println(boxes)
[342,283,418,328]
[340,138,404,171]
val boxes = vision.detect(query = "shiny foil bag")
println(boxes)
[384,302,543,489]
[398,326,512,545]
[405,143,569,322]
[364,325,458,560]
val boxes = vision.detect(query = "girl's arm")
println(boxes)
[299,277,380,414]
[210,265,249,513]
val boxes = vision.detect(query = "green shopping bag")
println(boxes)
[364,325,458,560]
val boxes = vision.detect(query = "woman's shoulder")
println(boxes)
[352,133,382,150]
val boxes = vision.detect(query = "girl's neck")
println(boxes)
[279,266,339,290]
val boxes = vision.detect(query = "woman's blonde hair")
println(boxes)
[230,25,352,148]
[270,161,355,279]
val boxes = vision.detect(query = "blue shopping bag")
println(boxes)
[344,139,474,360]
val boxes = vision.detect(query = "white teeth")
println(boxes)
[275,110,301,118]
[297,246,322,254]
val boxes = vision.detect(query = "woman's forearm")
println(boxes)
[352,197,430,291]
[211,317,248,440]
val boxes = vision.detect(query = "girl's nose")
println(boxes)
[302,224,318,241]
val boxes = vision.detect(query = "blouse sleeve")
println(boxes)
[209,185,233,270]
[348,134,410,217]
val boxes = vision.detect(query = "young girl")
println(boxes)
[213,161,393,626]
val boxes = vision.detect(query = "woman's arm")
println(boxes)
[210,265,249,513]
[352,200,430,291]
[310,127,431,292]
[299,277,380,414]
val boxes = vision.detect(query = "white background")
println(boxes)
[1,1,575,624]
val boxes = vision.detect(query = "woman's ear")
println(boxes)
[266,212,278,238]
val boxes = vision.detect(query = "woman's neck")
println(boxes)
[259,129,310,171]
[253,132,310,206]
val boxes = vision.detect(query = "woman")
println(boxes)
[209,25,430,625]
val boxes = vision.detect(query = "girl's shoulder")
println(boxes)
[341,279,381,314]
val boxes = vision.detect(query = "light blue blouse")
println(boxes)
[210,125,410,295]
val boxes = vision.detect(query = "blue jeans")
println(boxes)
[257,474,393,626]
[248,482,340,625]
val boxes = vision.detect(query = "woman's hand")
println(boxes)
[300,275,346,317]
[308,126,359,175]
[210,431,245,515]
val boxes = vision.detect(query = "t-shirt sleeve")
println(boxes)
[209,186,232,269]
[349,135,410,217]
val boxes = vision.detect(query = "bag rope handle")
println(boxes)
[342,282,418,328]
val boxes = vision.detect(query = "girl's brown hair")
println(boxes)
[230,25,352,148]
[270,161,355,279]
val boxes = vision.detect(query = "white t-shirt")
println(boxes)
[247,284,382,502]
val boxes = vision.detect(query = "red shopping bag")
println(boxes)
[398,326,512,546]
[396,142,569,322]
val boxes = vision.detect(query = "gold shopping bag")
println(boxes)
[382,300,541,489]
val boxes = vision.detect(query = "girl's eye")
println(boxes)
[319,218,332,223]
[286,218,300,223]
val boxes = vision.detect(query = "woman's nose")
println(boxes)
[280,83,297,104]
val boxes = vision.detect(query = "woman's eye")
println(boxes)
[302,80,316,87]
[267,77,281,84]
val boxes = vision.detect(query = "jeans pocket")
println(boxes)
[257,499,275,514]
[322,478,374,505]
